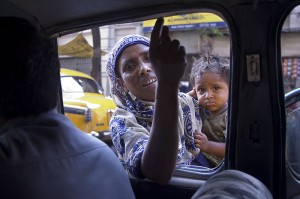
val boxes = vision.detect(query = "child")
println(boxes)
[189,54,230,167]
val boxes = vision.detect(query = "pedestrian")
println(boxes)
[107,18,210,185]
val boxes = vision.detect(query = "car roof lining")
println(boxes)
[1,0,280,37]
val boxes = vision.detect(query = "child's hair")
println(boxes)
[190,54,230,86]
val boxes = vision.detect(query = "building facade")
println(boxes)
[58,8,300,96]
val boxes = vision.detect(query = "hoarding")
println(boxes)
[143,13,227,32]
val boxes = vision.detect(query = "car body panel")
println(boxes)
[61,68,116,141]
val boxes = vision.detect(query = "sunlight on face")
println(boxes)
[117,44,157,101]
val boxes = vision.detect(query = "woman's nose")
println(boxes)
[139,63,151,76]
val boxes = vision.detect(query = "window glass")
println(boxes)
[281,5,300,94]
[57,11,230,173]
[281,5,300,177]
[61,77,84,93]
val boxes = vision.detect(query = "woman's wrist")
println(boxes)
[156,82,180,93]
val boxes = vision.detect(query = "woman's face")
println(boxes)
[117,44,157,102]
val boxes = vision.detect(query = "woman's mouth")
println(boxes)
[143,78,157,87]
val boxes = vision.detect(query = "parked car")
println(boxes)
[60,68,116,144]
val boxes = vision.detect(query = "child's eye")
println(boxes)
[214,87,220,91]
[198,88,206,93]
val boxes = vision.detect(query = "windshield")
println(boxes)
[61,76,101,94]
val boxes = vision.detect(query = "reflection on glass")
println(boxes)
[282,5,300,177]
[61,76,99,93]
[281,6,300,94]
[286,107,300,175]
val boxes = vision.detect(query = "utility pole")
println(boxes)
[91,27,102,89]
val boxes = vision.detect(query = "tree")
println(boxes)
[91,27,102,89]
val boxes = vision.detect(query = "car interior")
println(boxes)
[1,0,300,198]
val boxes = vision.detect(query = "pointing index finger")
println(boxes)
[150,17,164,50]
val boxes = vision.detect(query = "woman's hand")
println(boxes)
[149,17,187,88]
[141,17,185,185]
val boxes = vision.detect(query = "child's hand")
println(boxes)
[194,130,210,152]
[187,88,197,99]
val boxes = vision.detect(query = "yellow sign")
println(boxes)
[143,13,224,27]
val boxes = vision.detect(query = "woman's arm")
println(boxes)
[141,17,187,185]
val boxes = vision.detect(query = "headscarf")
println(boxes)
[106,35,202,178]
[106,35,152,118]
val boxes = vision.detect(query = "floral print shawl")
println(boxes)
[106,35,202,178]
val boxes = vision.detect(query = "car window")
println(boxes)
[61,76,100,93]
[61,76,84,93]
[285,89,300,176]
[282,5,300,94]
[57,11,230,176]
[281,5,300,180]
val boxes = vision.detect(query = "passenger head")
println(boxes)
[0,17,60,120]
[107,35,157,105]
[191,170,273,199]
[190,55,229,116]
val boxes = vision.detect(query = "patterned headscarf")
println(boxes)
[106,35,153,121]
[106,35,204,178]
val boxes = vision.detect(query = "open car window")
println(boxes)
[57,11,230,180]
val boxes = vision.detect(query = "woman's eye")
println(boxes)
[145,54,150,61]
[143,55,151,64]
[124,64,135,72]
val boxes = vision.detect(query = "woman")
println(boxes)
[107,18,206,185]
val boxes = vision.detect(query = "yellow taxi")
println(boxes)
[60,68,116,144]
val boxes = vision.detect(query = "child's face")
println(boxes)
[194,71,229,116]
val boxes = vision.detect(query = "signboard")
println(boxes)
[143,13,227,32]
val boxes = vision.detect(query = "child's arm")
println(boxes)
[194,130,225,158]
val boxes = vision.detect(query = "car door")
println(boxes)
[55,2,300,198]
[285,88,300,199]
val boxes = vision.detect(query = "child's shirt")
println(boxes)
[200,107,227,166]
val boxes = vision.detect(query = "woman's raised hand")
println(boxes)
[149,17,187,88]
